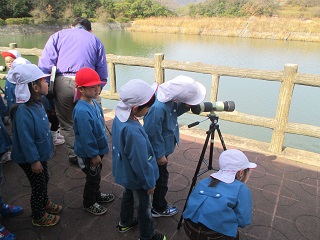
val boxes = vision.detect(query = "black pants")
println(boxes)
[47,109,60,131]
[19,162,49,220]
[184,219,239,240]
[80,156,103,207]
[152,161,169,211]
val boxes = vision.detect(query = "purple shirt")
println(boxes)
[38,28,108,82]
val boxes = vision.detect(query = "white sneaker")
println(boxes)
[57,131,65,140]
[53,138,65,146]
[1,151,11,163]
[52,131,65,145]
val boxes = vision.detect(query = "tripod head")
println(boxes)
[188,111,219,128]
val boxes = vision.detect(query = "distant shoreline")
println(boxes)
[1,17,320,43]
[127,17,320,43]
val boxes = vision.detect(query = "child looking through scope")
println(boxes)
[182,149,256,240]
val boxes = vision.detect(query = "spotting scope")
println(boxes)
[191,101,235,115]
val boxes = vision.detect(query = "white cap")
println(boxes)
[7,57,32,83]
[10,64,51,103]
[210,149,257,184]
[115,79,157,122]
[157,75,206,105]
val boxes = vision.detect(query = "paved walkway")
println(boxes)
[2,114,320,240]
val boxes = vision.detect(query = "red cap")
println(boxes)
[75,68,104,87]
[1,50,21,59]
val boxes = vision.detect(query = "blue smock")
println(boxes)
[0,115,11,154]
[4,79,15,115]
[143,99,189,159]
[112,116,159,191]
[11,103,54,163]
[73,99,109,158]
[182,177,253,238]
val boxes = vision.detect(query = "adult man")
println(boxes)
[38,17,108,165]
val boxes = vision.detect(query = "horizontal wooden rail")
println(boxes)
[1,46,319,155]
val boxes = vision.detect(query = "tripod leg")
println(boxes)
[216,127,227,151]
[177,128,212,229]
[208,127,215,171]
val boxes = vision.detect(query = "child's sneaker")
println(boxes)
[32,212,60,227]
[97,193,115,203]
[150,234,166,240]
[0,204,23,217]
[83,203,107,215]
[117,218,138,233]
[139,233,166,240]
[1,151,11,163]
[45,200,63,214]
[151,205,178,218]
[0,225,16,240]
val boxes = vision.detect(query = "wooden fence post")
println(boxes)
[108,62,116,94]
[154,53,164,85]
[9,43,17,49]
[270,63,298,153]
[210,73,220,102]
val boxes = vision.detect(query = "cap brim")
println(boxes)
[1,52,16,59]
[248,162,257,169]
[143,82,158,104]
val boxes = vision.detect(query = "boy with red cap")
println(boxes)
[73,67,115,215]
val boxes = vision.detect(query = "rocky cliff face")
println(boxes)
[0,22,128,36]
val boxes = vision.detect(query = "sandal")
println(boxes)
[32,212,60,227]
[45,200,63,214]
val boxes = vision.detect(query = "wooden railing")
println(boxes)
[1,45,320,156]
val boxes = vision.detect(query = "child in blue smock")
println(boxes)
[0,107,23,239]
[73,67,115,216]
[112,79,166,240]
[9,64,62,227]
[183,149,257,240]
[143,75,206,218]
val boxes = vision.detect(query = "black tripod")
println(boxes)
[177,112,227,229]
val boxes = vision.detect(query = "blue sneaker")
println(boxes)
[151,206,178,218]
[0,225,16,240]
[1,204,23,217]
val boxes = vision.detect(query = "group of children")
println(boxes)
[0,50,256,240]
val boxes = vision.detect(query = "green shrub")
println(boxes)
[5,18,34,25]
[116,17,130,23]
[0,19,5,26]
[106,18,115,23]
